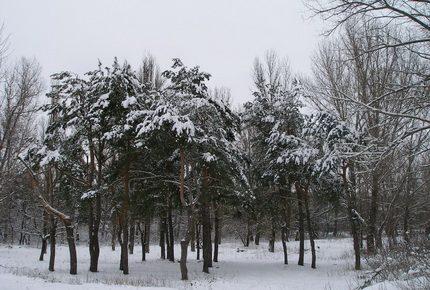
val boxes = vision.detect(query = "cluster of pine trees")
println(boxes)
[1,0,430,282]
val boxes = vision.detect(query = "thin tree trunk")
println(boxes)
[302,186,316,269]
[138,223,146,261]
[111,212,117,251]
[269,217,275,253]
[168,197,174,262]
[39,210,48,261]
[144,216,150,253]
[48,215,56,272]
[190,218,196,252]
[129,219,135,255]
[65,221,77,275]
[196,223,201,260]
[297,186,305,266]
[281,226,288,264]
[160,215,166,260]
[213,202,220,262]
[120,167,130,275]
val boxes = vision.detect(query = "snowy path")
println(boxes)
[0,238,362,289]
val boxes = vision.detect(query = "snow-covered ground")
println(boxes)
[0,238,365,290]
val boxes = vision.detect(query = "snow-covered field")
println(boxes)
[0,238,365,290]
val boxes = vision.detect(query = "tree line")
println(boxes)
[1,0,429,281]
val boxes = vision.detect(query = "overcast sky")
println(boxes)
[0,0,322,106]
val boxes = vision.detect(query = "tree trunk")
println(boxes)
[160,215,166,260]
[120,167,130,275]
[111,212,117,251]
[281,226,288,264]
[129,219,135,255]
[39,210,48,261]
[190,218,196,252]
[213,202,220,262]
[196,223,201,260]
[302,186,316,269]
[65,221,77,275]
[144,216,150,253]
[333,207,338,237]
[179,208,196,280]
[167,196,174,262]
[138,223,146,261]
[89,199,101,272]
[297,186,305,266]
[269,217,275,253]
[201,200,212,272]
[255,228,260,245]
[48,215,56,272]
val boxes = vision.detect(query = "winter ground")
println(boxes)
[0,238,376,290]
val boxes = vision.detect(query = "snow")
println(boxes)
[121,96,137,109]
[81,190,97,200]
[0,273,172,290]
[0,238,363,289]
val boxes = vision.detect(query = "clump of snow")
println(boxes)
[121,96,137,109]
[202,152,217,163]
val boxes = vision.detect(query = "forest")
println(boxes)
[0,1,429,289]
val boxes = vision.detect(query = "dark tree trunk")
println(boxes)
[119,167,130,275]
[281,226,288,264]
[245,218,251,247]
[196,223,201,260]
[89,199,101,272]
[129,219,135,255]
[111,213,117,251]
[190,218,196,252]
[302,186,316,269]
[297,186,305,266]
[350,213,361,270]
[201,200,212,273]
[160,216,166,260]
[49,215,56,272]
[255,228,260,245]
[138,223,146,261]
[144,216,150,253]
[65,221,77,275]
[39,210,48,261]
[167,197,174,262]
[268,217,275,253]
[213,203,220,262]
[39,236,48,261]
[346,165,361,270]
[179,207,196,280]
[333,207,338,237]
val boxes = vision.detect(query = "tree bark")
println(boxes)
[129,219,135,255]
[160,215,166,260]
[144,216,150,253]
[137,223,146,261]
[39,210,48,261]
[296,185,305,266]
[119,166,130,275]
[65,221,77,275]
[302,186,316,269]
[269,217,275,253]
[167,196,175,262]
[213,202,220,262]
[196,223,201,260]
[281,226,288,264]
[48,215,56,272]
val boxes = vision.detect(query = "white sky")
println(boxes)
[0,0,323,106]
